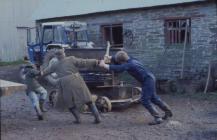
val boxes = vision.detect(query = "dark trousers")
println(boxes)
[140,76,169,118]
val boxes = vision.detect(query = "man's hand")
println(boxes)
[99,59,105,67]
[99,60,109,70]
[40,70,44,76]
[104,55,112,64]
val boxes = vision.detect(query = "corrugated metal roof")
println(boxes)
[32,0,205,20]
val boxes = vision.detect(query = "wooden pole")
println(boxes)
[180,21,188,79]
[204,62,211,94]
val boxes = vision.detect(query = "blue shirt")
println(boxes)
[109,57,153,83]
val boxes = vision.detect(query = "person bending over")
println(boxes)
[99,51,172,125]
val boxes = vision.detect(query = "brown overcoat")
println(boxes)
[43,56,98,110]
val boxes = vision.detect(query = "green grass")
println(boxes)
[172,92,217,101]
[0,60,25,66]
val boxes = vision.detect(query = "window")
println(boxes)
[43,28,53,44]
[165,18,191,45]
[53,26,63,43]
[27,27,40,45]
[101,24,123,47]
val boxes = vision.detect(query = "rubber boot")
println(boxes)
[155,102,173,120]
[69,107,81,124]
[148,117,163,125]
[147,106,163,125]
[34,106,43,120]
[162,110,173,120]
[39,99,47,112]
[88,103,101,124]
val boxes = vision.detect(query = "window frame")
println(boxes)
[101,23,123,48]
[164,18,191,45]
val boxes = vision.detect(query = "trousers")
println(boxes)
[140,76,167,118]
[28,86,47,107]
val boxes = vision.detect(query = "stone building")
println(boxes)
[33,0,217,82]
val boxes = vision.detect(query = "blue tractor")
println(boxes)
[26,21,93,67]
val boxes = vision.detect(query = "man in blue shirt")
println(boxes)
[99,51,172,125]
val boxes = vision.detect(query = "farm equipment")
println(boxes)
[64,48,141,112]
[26,21,93,66]
[25,21,141,112]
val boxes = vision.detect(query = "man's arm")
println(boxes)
[73,56,99,68]
[99,60,130,73]
[41,61,57,76]
[26,69,40,78]
[30,69,41,76]
[109,63,130,73]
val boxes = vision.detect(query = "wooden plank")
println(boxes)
[0,79,26,97]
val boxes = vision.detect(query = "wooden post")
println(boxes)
[180,20,189,79]
[204,62,211,94]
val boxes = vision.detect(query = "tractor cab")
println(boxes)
[26,21,92,66]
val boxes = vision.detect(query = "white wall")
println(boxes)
[0,0,41,61]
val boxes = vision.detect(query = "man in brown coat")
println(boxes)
[42,49,101,124]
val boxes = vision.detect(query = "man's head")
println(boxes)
[114,51,129,64]
[55,49,65,60]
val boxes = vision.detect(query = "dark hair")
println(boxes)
[24,56,29,61]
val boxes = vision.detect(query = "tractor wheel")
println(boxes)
[96,96,112,113]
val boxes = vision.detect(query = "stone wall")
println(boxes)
[38,1,217,80]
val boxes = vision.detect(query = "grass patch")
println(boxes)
[172,92,217,101]
[0,60,25,66]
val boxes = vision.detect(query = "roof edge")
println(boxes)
[36,0,210,22]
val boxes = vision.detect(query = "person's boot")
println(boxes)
[69,107,81,124]
[156,101,173,120]
[88,103,101,124]
[162,110,173,120]
[147,106,163,125]
[148,117,163,125]
[39,99,48,112]
[34,106,43,120]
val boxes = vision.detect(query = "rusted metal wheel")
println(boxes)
[49,90,58,107]
[96,96,112,112]
[82,95,98,113]
[82,104,89,112]
[132,87,142,104]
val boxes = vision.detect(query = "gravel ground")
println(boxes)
[1,65,217,140]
